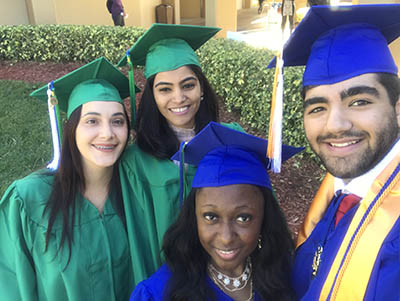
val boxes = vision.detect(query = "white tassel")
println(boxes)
[46,83,61,170]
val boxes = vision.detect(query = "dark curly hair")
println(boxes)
[161,186,295,301]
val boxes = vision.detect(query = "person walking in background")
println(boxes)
[281,0,295,34]
[271,4,400,300]
[258,0,265,14]
[107,0,126,26]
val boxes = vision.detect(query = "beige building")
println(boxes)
[0,0,399,67]
[0,0,237,38]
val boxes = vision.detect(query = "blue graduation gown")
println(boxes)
[292,194,400,300]
[131,264,262,300]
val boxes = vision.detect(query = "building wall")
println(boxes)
[217,0,237,37]
[180,0,202,18]
[0,0,29,25]
[29,0,57,24]
[205,0,236,37]
[162,0,181,23]
[54,0,112,25]
[295,0,308,8]
[390,39,400,74]
[139,0,163,27]
[22,0,163,28]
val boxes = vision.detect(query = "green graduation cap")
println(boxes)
[30,56,139,118]
[117,23,221,79]
[116,24,219,127]
[30,57,139,170]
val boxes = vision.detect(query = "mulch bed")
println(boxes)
[0,60,323,239]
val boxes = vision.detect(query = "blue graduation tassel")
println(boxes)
[179,141,188,206]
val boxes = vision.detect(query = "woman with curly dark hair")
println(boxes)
[131,122,302,300]
[117,24,243,286]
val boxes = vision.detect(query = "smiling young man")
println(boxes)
[271,4,400,300]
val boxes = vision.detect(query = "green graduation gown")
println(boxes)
[119,122,243,286]
[0,170,132,301]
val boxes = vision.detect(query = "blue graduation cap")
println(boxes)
[268,4,400,87]
[171,122,303,193]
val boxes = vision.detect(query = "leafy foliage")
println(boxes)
[198,38,311,151]
[0,25,145,63]
[0,24,312,154]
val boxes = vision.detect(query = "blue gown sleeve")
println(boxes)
[130,281,155,301]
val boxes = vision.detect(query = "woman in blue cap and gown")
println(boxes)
[117,24,243,286]
[0,57,137,300]
[131,122,302,300]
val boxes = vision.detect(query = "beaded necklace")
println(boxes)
[209,268,253,301]
[208,258,252,292]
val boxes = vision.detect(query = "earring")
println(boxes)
[200,95,204,101]
[258,236,262,249]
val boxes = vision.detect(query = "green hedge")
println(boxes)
[0,24,311,153]
[198,39,307,149]
[0,25,145,63]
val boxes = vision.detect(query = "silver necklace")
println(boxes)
[209,269,254,301]
[208,257,252,292]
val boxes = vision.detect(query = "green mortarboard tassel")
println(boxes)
[178,141,188,205]
[126,50,137,127]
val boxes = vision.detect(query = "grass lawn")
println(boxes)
[0,80,53,196]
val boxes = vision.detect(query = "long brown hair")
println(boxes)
[44,104,130,265]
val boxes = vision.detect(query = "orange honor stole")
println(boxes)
[299,154,400,300]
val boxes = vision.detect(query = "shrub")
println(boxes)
[198,38,309,151]
[0,24,311,153]
[0,24,145,63]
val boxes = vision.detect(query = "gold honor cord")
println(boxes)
[267,50,283,173]
[320,159,400,300]
[296,173,335,248]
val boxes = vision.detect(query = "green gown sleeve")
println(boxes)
[119,143,196,286]
[0,181,37,301]
[221,121,244,132]
[119,122,244,287]
[0,171,133,301]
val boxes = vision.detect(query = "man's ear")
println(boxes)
[395,96,400,128]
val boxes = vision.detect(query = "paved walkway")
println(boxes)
[181,6,292,51]
[232,6,288,51]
